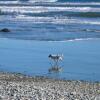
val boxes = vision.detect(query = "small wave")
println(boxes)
[29,0,58,3]
[82,29,100,33]
[1,7,100,19]
[0,1,19,4]
[1,14,100,25]
[78,20,100,25]
[67,38,96,41]
[0,6,100,15]
[1,1,100,8]
[0,36,99,42]
[47,38,100,42]
[0,0,58,4]
[58,2,100,6]
[13,16,100,25]
[71,2,100,5]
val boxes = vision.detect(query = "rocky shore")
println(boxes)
[0,72,100,100]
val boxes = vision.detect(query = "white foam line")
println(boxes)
[29,0,58,3]
[0,0,58,4]
[64,2,100,6]
[15,16,100,25]
[0,37,99,43]
[0,14,100,25]
[0,1,100,5]
[67,38,94,41]
[1,15,100,25]
[47,38,100,43]
[0,6,100,14]
[0,1,19,4]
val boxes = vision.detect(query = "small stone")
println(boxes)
[95,96,100,100]
[0,96,2,100]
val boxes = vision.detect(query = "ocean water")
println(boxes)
[0,0,100,41]
[0,0,100,81]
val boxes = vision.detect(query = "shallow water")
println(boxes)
[0,38,100,81]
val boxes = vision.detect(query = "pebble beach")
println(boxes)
[0,72,100,100]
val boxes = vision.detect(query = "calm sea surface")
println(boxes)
[0,0,100,81]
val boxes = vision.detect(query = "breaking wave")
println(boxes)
[0,15,100,25]
[0,0,58,4]
[0,6,100,14]
[28,0,58,3]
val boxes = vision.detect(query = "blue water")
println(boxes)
[0,0,100,81]
[0,0,100,41]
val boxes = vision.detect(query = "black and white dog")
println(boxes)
[48,54,63,61]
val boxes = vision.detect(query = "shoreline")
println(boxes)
[0,72,100,100]
[0,71,100,82]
